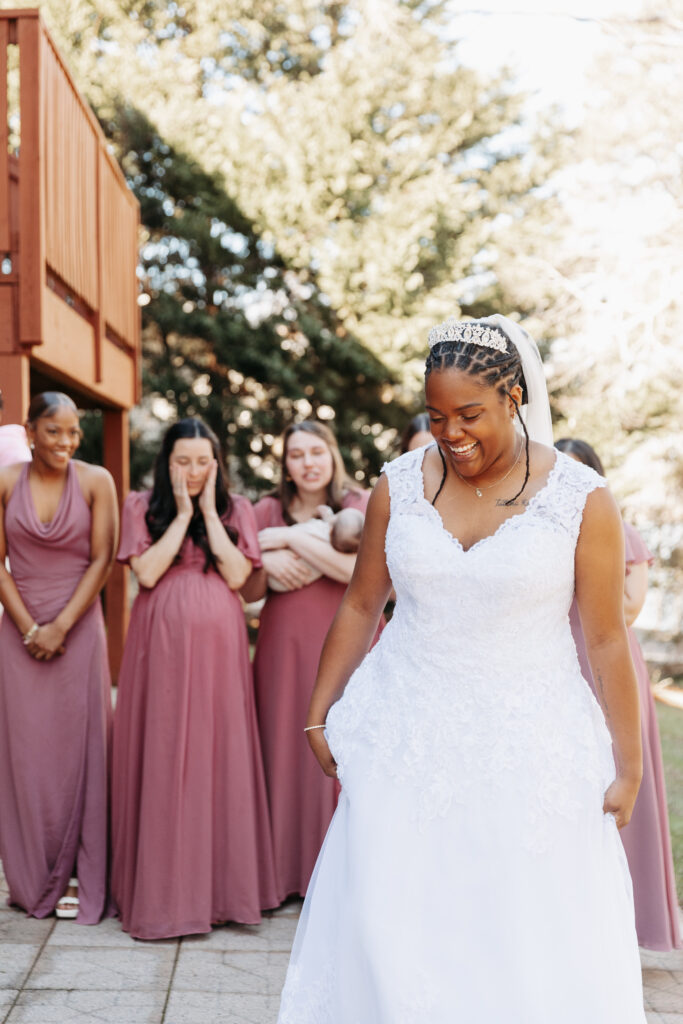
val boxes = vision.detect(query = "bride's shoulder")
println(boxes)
[379,443,433,505]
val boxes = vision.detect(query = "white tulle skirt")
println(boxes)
[277,749,646,1024]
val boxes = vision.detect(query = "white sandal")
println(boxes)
[55,877,79,919]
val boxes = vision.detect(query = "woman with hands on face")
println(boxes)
[111,418,278,940]
[0,392,118,925]
[249,420,382,903]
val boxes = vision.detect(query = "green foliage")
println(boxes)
[110,107,400,490]
[656,701,683,901]
[24,0,560,488]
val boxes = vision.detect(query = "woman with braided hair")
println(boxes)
[275,316,646,1023]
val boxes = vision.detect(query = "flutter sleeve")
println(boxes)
[227,494,262,568]
[117,491,152,564]
[623,521,653,574]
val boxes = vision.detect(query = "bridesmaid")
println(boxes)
[251,420,380,901]
[557,437,681,951]
[0,392,117,923]
[111,417,278,940]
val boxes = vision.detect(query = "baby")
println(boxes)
[264,505,365,592]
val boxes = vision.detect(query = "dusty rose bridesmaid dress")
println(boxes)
[570,522,681,950]
[111,491,278,940]
[0,462,111,924]
[253,490,381,902]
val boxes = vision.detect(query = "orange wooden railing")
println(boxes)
[0,8,140,408]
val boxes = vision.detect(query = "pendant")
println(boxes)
[475,488,483,498]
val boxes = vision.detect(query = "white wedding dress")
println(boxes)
[277,446,646,1024]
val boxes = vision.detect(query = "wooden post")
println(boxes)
[18,14,45,349]
[0,20,10,255]
[103,407,129,682]
[94,148,104,382]
[0,352,30,423]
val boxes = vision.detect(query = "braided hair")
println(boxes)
[424,328,530,507]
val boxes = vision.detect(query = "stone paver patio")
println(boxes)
[1,864,681,1022]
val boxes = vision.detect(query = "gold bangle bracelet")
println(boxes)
[303,724,327,732]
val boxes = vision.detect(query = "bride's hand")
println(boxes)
[603,772,640,830]
[307,728,338,778]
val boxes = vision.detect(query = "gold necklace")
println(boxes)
[450,438,523,498]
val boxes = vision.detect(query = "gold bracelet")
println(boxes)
[303,724,327,732]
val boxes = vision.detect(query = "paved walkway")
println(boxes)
[1,865,681,1022]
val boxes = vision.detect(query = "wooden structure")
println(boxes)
[0,10,140,678]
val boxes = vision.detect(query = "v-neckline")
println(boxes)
[25,461,71,532]
[418,445,561,554]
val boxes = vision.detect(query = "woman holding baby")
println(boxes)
[252,421,380,901]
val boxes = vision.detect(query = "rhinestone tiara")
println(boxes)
[427,317,508,353]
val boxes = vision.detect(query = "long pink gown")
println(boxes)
[111,491,278,940]
[570,522,681,950]
[0,462,111,924]
[253,490,381,902]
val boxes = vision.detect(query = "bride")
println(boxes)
[277,316,646,1023]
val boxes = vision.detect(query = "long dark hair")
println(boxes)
[555,438,605,476]
[278,421,358,525]
[425,323,530,506]
[145,418,236,572]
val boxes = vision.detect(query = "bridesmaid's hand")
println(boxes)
[262,549,317,590]
[307,728,338,779]
[603,772,641,830]
[170,464,193,521]
[27,622,66,661]
[198,460,218,519]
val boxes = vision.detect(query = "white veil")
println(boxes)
[481,314,554,447]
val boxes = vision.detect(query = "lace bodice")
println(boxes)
[325,446,613,845]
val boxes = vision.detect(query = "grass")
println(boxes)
[656,698,683,903]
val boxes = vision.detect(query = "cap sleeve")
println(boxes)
[623,522,653,572]
[227,494,262,568]
[253,495,283,530]
[117,491,152,564]
[342,488,370,514]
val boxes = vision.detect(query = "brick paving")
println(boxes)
[0,864,681,1022]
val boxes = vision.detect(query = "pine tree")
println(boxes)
[111,107,400,489]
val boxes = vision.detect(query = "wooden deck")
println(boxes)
[0,9,140,677]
